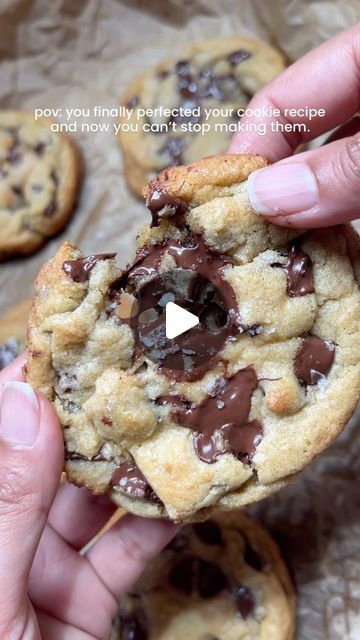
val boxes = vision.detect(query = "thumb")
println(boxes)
[0,382,63,626]
[246,134,360,227]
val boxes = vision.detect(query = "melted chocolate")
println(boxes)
[112,459,159,502]
[294,335,335,385]
[282,243,315,297]
[169,555,228,598]
[146,189,188,227]
[193,520,223,545]
[159,368,263,464]
[120,610,148,640]
[63,253,116,283]
[235,584,255,619]
[115,234,241,381]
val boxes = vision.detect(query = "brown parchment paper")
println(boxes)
[0,1,359,637]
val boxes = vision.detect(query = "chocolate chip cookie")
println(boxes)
[119,37,285,196]
[0,111,82,259]
[26,155,360,521]
[0,297,32,369]
[111,511,296,640]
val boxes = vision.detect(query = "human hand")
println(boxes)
[228,22,360,227]
[0,355,177,639]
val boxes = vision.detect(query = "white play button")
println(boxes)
[165,301,199,339]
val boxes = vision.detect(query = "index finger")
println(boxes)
[228,22,360,160]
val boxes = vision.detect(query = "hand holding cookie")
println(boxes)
[0,357,176,639]
[229,22,360,227]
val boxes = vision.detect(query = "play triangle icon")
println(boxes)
[165,301,199,339]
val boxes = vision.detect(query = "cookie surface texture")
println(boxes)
[111,510,296,640]
[0,110,82,259]
[119,37,286,196]
[26,155,360,521]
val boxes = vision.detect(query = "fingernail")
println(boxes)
[0,382,39,446]
[247,162,319,216]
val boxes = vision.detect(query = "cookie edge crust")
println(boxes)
[0,110,83,260]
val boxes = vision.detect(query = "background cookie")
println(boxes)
[0,298,32,369]
[111,510,296,640]
[0,111,82,260]
[26,155,360,522]
[119,37,286,196]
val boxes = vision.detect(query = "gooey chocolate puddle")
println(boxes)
[169,555,228,598]
[294,335,335,385]
[157,367,263,464]
[114,233,242,382]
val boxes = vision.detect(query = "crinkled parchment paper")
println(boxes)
[0,1,359,637]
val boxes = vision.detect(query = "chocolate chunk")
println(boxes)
[34,142,46,156]
[146,189,188,227]
[116,233,241,382]
[193,520,223,545]
[0,338,19,370]
[169,556,228,598]
[244,541,265,571]
[65,449,105,462]
[159,137,185,166]
[44,197,57,217]
[6,143,21,164]
[160,368,263,464]
[63,253,116,283]
[11,184,24,198]
[284,243,315,297]
[235,584,255,619]
[120,610,148,640]
[228,49,251,64]
[126,95,139,108]
[112,458,159,502]
[294,335,335,385]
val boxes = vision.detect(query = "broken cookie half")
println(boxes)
[26,155,360,521]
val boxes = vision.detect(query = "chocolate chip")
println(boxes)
[63,253,116,283]
[193,520,223,545]
[282,243,315,297]
[120,610,148,640]
[169,556,228,598]
[6,144,21,164]
[228,49,251,64]
[294,335,335,385]
[126,95,139,108]
[11,184,24,198]
[159,137,185,166]
[34,142,46,156]
[44,197,57,217]
[234,584,255,619]
[112,458,159,503]
[146,189,188,227]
